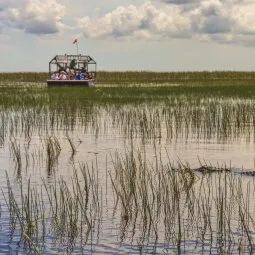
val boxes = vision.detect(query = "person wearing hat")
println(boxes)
[59,71,67,80]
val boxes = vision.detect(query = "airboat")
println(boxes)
[47,54,97,86]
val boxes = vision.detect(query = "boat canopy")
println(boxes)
[49,54,97,74]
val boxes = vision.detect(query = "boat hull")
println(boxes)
[47,80,95,86]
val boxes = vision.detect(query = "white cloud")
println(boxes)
[76,0,255,46]
[1,0,66,35]
[231,3,255,35]
[2,0,255,46]
[77,2,190,40]
[160,0,200,4]
[190,0,231,34]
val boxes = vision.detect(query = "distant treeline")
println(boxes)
[1,71,255,84]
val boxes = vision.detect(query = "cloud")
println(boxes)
[190,0,231,34]
[1,0,66,35]
[231,3,255,35]
[2,0,255,46]
[77,2,191,40]
[160,0,200,4]
[76,0,255,46]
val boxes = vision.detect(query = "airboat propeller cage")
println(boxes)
[48,54,97,75]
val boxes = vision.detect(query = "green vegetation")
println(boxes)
[1,85,255,143]
[4,151,255,254]
[1,77,255,253]
[1,71,255,85]
[69,59,76,69]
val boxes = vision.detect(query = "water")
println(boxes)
[0,85,255,254]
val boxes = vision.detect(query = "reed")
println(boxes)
[66,134,77,157]
[10,138,22,175]
[4,173,45,254]
[108,150,255,253]
[3,160,102,253]
[3,149,255,253]
[2,86,255,150]
[45,136,61,174]
[1,77,255,253]
[1,71,255,85]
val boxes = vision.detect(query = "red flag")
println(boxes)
[73,38,78,44]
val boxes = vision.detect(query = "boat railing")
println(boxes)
[56,55,68,63]
[50,71,96,81]
[77,56,90,62]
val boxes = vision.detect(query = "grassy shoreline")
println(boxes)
[1,71,255,85]
[1,71,255,254]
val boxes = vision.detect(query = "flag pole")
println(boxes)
[73,38,79,55]
[76,42,78,55]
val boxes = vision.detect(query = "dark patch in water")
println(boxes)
[194,166,255,177]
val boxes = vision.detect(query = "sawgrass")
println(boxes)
[1,76,255,253]
[1,85,255,144]
[4,151,255,254]
[1,71,255,85]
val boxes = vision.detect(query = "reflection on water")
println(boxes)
[0,85,255,254]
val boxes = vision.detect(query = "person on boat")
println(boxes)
[83,72,88,79]
[75,71,83,80]
[88,72,93,79]
[69,69,75,80]
[59,71,68,80]
[81,66,86,73]
[51,72,58,80]
[80,72,85,80]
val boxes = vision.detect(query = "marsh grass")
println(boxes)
[66,134,77,157]
[10,138,22,175]
[2,85,255,145]
[4,150,255,254]
[109,150,255,253]
[4,174,45,254]
[2,78,255,253]
[4,160,101,254]
[2,71,255,85]
[45,136,61,174]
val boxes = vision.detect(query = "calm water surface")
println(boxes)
[0,85,255,254]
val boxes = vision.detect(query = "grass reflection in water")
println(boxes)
[0,83,255,254]
[4,151,255,254]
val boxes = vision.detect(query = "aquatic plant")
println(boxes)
[1,71,255,85]
[3,150,255,254]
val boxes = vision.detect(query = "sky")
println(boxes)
[1,0,255,72]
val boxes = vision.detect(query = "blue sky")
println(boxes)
[1,0,255,72]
